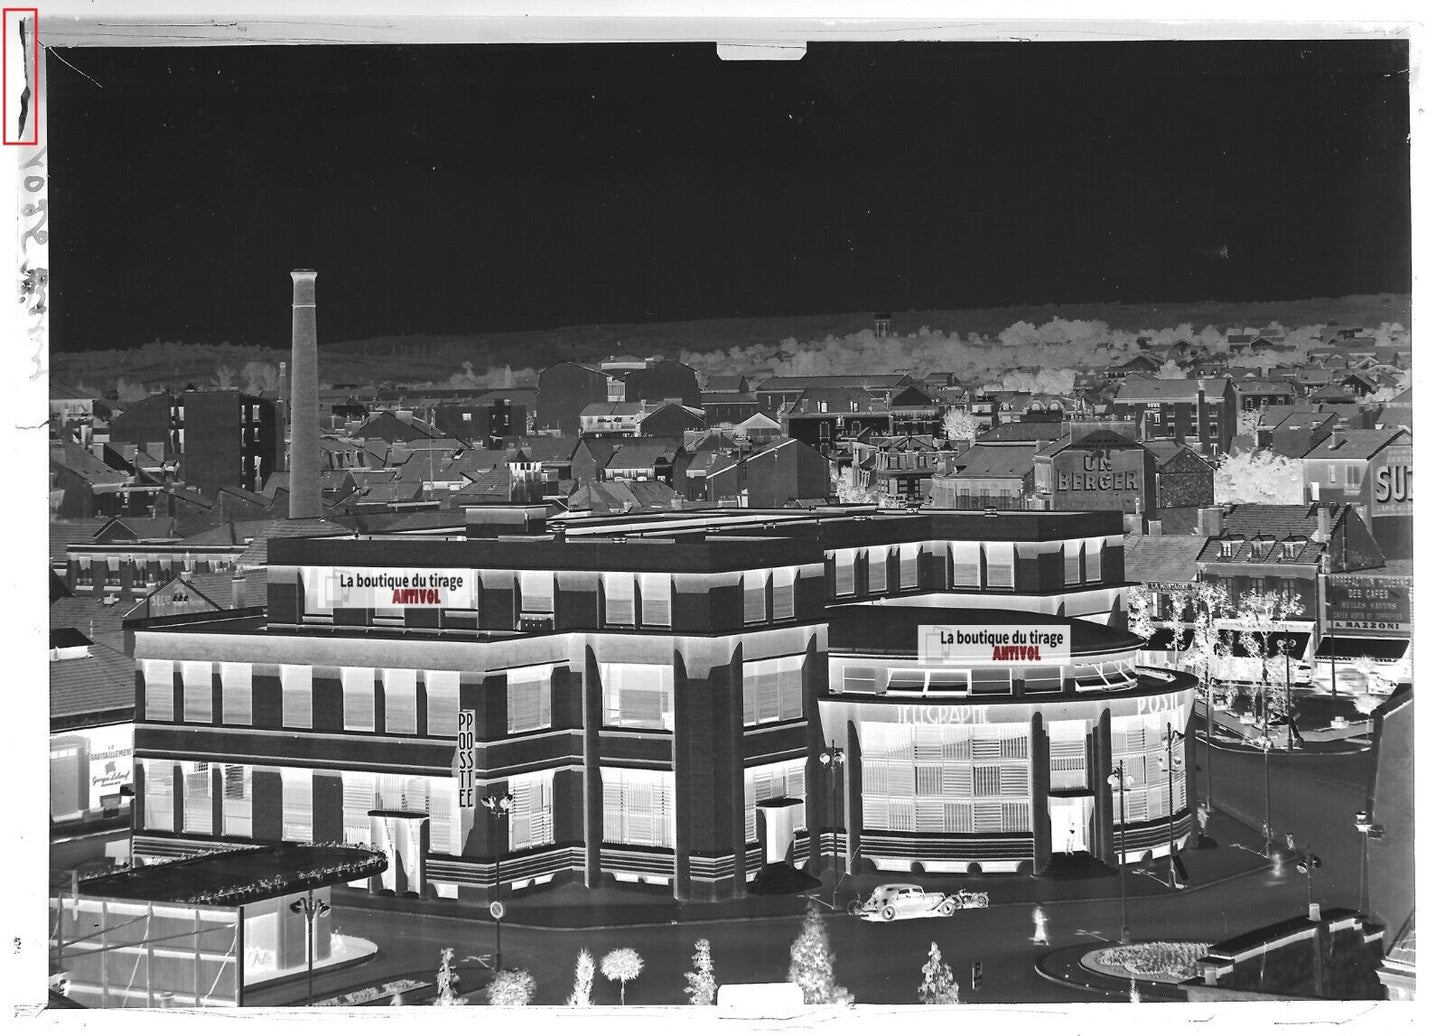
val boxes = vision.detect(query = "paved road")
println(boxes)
[248,742,1374,1007]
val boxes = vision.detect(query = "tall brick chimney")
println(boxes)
[288,269,322,519]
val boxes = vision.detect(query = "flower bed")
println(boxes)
[1085,941,1210,983]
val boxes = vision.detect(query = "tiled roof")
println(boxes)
[49,519,110,565]
[50,444,128,486]
[50,639,136,722]
[49,596,128,655]
[756,374,911,391]
[1113,377,1230,402]
[1124,534,1207,584]
[515,437,578,463]
[976,422,1065,443]
[580,400,650,419]
[947,443,1037,479]
[786,386,887,415]
[235,517,354,568]
[1237,380,1296,395]
[1302,429,1407,461]
[605,442,678,470]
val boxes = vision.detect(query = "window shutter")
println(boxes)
[772,568,796,620]
[144,660,174,721]
[182,662,213,723]
[518,571,554,615]
[868,546,889,591]
[834,549,855,595]
[383,669,417,734]
[779,658,804,720]
[220,663,252,725]
[425,671,460,736]
[604,572,635,625]
[899,544,920,588]
[743,570,768,624]
[280,665,312,729]
[183,763,212,833]
[639,573,672,627]
[342,667,375,731]
[985,543,1015,588]
[222,764,251,837]
[952,542,981,587]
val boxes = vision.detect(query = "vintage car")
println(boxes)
[848,883,989,922]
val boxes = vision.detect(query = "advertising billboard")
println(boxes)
[1326,572,1412,634]
[918,623,1072,665]
[1050,442,1152,514]
[305,567,477,609]
[1370,442,1413,519]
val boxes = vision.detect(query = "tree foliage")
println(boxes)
[788,903,853,1005]
[941,407,978,445]
[485,969,536,1006]
[434,947,465,1006]
[917,942,960,1005]
[1213,449,1305,505]
[566,948,595,1007]
[684,938,718,1006]
[601,948,644,1005]
[1127,586,1156,643]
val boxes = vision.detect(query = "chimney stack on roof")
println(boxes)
[1312,502,1333,544]
[1330,426,1345,450]
[288,269,323,519]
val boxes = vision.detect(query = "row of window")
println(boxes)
[861,797,1031,834]
[859,722,1032,762]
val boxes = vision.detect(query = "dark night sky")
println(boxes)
[48,40,1411,352]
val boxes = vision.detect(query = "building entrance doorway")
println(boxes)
[1049,794,1094,856]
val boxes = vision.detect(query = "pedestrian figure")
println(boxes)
[1196,803,1211,837]
[1064,822,1078,854]
[1031,904,1049,946]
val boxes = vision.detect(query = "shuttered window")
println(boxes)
[601,767,674,848]
[342,667,375,731]
[1064,542,1082,585]
[506,665,554,734]
[425,671,461,737]
[382,668,417,734]
[220,663,252,725]
[600,663,673,730]
[508,772,555,851]
[222,764,251,837]
[518,571,554,615]
[603,572,635,626]
[833,549,856,596]
[1085,539,1104,583]
[280,768,312,841]
[743,758,806,842]
[742,656,805,726]
[342,772,376,845]
[143,762,174,831]
[182,762,212,834]
[771,568,796,621]
[280,665,312,730]
[181,662,213,723]
[951,542,981,588]
[143,660,174,722]
[868,546,889,592]
[985,543,1015,589]
[743,570,769,625]
[428,775,461,855]
[639,573,672,628]
[899,544,920,589]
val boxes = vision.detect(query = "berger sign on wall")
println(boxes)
[918,624,1071,665]
[316,568,477,608]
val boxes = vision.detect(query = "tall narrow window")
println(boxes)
[639,573,672,628]
[899,544,920,589]
[220,662,252,725]
[142,762,174,831]
[143,660,174,722]
[182,662,213,723]
[603,572,635,626]
[342,667,375,731]
[518,571,554,616]
[951,542,981,588]
[182,762,212,834]
[743,570,769,625]
[342,772,376,845]
[382,668,417,734]
[427,775,461,855]
[984,543,1015,589]
[601,767,674,848]
[600,663,673,730]
[833,549,856,596]
[425,670,461,737]
[506,665,554,734]
[772,568,796,621]
[508,772,555,851]
[868,546,889,592]
[1063,542,1082,585]
[280,665,312,730]
[222,764,251,837]
[280,769,312,841]
[1085,539,1104,583]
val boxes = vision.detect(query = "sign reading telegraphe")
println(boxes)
[317,568,477,609]
[918,624,1071,665]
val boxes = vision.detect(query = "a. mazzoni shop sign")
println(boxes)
[314,568,478,609]
[918,623,1072,665]
[1326,572,1412,634]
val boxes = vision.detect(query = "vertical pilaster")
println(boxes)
[845,720,862,875]
[582,646,603,887]
[1030,712,1052,874]
[671,651,691,902]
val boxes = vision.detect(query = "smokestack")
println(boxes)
[278,360,289,470]
[288,270,323,519]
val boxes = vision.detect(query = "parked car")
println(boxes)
[848,883,989,922]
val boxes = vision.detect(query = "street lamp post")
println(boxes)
[1106,761,1134,944]
[1288,835,1323,916]
[1283,637,1295,753]
[483,793,515,971]
[1353,809,1381,917]
[818,743,846,903]
[1160,724,1185,889]
[1259,738,1274,856]
[288,890,331,1007]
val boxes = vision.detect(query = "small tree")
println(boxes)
[1127,586,1156,644]
[917,942,960,1005]
[941,407,978,445]
[434,947,465,1006]
[684,938,718,1006]
[601,948,644,1005]
[788,902,853,1005]
[485,969,536,1006]
[566,948,595,1007]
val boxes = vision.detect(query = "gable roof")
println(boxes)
[947,443,1038,479]
[604,441,680,471]
[235,517,354,568]
[786,386,889,415]
[1113,377,1230,402]
[1302,428,1407,462]
[1124,533,1208,584]
[50,444,129,487]
[50,638,136,723]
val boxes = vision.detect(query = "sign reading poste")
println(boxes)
[311,568,477,609]
[918,624,1072,665]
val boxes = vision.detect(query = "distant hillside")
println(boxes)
[50,293,1409,394]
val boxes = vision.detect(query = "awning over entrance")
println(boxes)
[1317,636,1410,661]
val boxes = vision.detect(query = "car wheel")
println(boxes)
[881,905,896,921]
[939,901,956,917]
[848,899,864,916]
